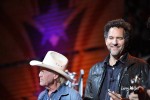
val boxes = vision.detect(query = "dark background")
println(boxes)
[0,0,149,99]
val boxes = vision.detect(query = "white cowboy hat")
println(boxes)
[29,51,72,82]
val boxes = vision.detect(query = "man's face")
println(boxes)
[38,68,55,87]
[105,27,125,57]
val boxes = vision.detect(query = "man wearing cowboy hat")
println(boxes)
[30,51,82,100]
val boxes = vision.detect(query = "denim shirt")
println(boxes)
[38,83,82,100]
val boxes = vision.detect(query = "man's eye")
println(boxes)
[109,37,113,39]
[118,37,124,40]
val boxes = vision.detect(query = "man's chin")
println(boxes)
[110,52,119,56]
[39,83,45,86]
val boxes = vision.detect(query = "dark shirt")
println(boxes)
[99,53,128,100]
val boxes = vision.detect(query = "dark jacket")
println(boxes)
[84,54,150,100]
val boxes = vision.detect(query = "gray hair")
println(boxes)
[57,75,67,85]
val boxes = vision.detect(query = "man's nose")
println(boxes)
[39,71,42,77]
[112,39,118,45]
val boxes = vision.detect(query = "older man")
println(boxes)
[30,51,82,100]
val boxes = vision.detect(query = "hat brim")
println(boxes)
[30,60,73,82]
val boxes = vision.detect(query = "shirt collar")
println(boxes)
[119,52,128,64]
[46,83,66,91]
[104,52,129,65]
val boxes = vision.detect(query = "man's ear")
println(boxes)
[53,73,59,80]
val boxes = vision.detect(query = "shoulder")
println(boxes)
[64,85,82,99]
[129,55,149,65]
[128,55,150,70]
[90,62,104,72]
[85,61,105,78]
[65,85,79,93]
[38,90,47,100]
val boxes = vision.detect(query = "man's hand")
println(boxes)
[129,86,150,100]
[128,92,139,100]
[108,87,150,100]
[108,91,123,100]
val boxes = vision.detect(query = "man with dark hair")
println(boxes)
[84,19,150,100]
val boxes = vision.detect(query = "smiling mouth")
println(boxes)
[111,47,118,49]
[111,45,120,48]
